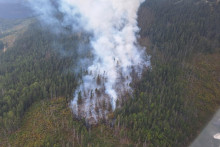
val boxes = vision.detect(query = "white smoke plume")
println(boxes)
[29,0,150,123]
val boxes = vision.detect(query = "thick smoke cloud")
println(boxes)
[29,0,150,123]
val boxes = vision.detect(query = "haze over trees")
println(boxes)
[0,40,4,50]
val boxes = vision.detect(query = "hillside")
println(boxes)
[0,18,34,52]
[1,98,125,147]
[0,0,220,146]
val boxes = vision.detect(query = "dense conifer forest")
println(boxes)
[0,0,220,146]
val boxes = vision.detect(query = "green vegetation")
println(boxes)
[1,98,127,147]
[0,23,77,136]
[0,0,220,146]
[190,53,220,122]
[113,0,220,146]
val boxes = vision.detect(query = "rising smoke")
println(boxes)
[29,0,150,124]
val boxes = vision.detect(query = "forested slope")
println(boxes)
[116,0,220,146]
[0,24,77,136]
[3,98,124,147]
[0,0,220,146]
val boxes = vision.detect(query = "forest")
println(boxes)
[0,24,79,135]
[0,0,220,146]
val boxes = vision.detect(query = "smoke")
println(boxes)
[29,0,150,123]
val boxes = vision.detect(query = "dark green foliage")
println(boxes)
[77,91,83,105]
[115,63,191,146]
[140,0,220,58]
[0,24,78,134]
[114,0,220,146]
